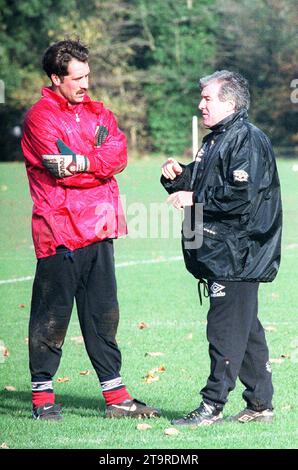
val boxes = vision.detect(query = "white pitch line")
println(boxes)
[0,256,183,286]
[0,275,34,285]
[116,256,183,268]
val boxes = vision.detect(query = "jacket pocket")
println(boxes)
[183,223,246,279]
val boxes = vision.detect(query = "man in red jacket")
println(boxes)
[21,39,160,421]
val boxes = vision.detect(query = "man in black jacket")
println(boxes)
[161,70,282,426]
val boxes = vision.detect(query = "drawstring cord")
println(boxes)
[64,250,74,262]
[198,279,209,305]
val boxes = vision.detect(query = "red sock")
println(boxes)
[32,391,55,408]
[102,387,132,406]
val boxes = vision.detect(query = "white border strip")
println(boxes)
[0,256,183,286]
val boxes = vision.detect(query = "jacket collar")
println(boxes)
[210,109,248,135]
[41,86,103,114]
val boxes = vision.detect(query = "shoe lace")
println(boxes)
[183,407,204,420]
[184,402,214,420]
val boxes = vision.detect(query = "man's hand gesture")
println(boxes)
[161,158,183,180]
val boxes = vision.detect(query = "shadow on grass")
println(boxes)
[0,390,104,419]
[0,390,180,421]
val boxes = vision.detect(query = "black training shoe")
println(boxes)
[105,398,161,419]
[228,408,274,423]
[171,401,223,427]
[32,403,63,421]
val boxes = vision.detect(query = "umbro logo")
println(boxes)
[238,414,255,422]
[210,282,226,297]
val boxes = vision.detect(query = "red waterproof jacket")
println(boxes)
[22,87,127,259]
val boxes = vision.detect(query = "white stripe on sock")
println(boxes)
[32,381,53,392]
[101,377,123,391]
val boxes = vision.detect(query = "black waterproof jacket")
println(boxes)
[161,110,282,282]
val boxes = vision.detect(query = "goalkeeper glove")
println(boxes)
[42,140,89,178]
[95,125,109,147]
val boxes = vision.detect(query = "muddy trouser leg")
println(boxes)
[238,315,273,410]
[75,240,122,383]
[29,249,78,383]
[200,281,272,409]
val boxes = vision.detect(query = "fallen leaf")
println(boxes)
[164,427,180,436]
[186,333,193,340]
[1,185,8,192]
[144,364,165,383]
[56,377,69,383]
[19,304,26,309]
[79,370,91,376]
[145,352,164,357]
[0,442,9,449]
[24,337,29,344]
[280,354,290,359]
[264,325,277,332]
[0,340,9,362]
[138,321,149,329]
[70,336,84,344]
[270,358,284,364]
[147,365,166,376]
[271,293,279,300]
[137,423,152,431]
[4,385,16,391]
[281,405,291,412]
[144,375,160,384]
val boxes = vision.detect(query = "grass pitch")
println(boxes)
[0,158,298,450]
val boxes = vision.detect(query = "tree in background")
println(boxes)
[0,0,297,160]
[214,0,298,148]
[134,0,216,155]
[0,0,77,160]
[50,0,149,152]
[0,0,151,158]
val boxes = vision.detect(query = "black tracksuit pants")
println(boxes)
[29,240,122,384]
[200,281,273,411]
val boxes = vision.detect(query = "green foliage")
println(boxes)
[0,0,77,161]
[0,0,297,160]
[214,0,298,146]
[134,0,216,155]
[0,0,76,98]
[48,0,150,150]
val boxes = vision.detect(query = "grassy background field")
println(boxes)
[0,158,298,449]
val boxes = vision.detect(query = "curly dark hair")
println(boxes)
[42,39,89,79]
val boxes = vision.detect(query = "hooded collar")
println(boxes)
[41,86,103,114]
[210,109,248,135]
